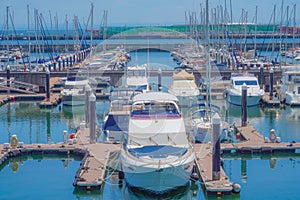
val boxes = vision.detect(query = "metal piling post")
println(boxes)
[212,113,221,180]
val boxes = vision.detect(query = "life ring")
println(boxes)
[10,135,19,148]
[11,162,18,172]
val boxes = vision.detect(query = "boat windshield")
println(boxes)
[131,102,179,116]
[234,80,258,86]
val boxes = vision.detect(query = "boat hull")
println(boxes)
[286,92,300,106]
[227,93,261,107]
[61,95,85,106]
[122,158,194,193]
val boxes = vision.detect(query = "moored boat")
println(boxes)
[225,73,264,106]
[125,64,149,93]
[120,92,195,193]
[61,76,89,106]
[278,65,300,106]
[168,69,199,97]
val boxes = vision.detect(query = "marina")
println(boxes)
[1,0,300,199]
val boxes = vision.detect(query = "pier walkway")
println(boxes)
[225,124,300,154]
[194,143,233,195]
[72,127,119,190]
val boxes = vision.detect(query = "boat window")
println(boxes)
[64,85,73,89]
[131,102,179,115]
[234,80,258,86]
[294,79,300,84]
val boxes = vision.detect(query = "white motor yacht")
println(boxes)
[120,92,195,193]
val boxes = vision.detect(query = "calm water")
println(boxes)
[1,51,300,199]
[0,155,82,200]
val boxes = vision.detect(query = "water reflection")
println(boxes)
[62,105,85,130]
[225,103,263,121]
[95,170,203,200]
[222,155,300,199]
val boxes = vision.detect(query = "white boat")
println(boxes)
[61,76,89,106]
[120,92,195,193]
[168,69,199,97]
[189,104,230,143]
[225,73,264,106]
[125,64,149,92]
[279,65,300,106]
[103,87,142,142]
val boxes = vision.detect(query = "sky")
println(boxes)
[0,0,299,29]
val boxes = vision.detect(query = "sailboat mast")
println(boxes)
[271,5,276,60]
[284,6,289,64]
[27,5,31,71]
[292,4,296,64]
[205,0,211,111]
[254,5,258,58]
[6,6,9,64]
[90,2,94,62]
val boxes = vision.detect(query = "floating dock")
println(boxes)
[260,92,282,107]
[194,143,233,195]
[222,123,300,154]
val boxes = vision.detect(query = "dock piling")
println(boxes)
[6,65,10,95]
[58,60,61,71]
[158,68,162,91]
[62,59,65,70]
[259,66,264,89]
[73,54,76,65]
[212,113,221,180]
[89,93,96,144]
[242,83,247,126]
[269,67,274,100]
[46,69,50,100]
[85,85,92,127]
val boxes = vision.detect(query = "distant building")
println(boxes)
[277,26,300,34]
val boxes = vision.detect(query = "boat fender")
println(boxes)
[10,135,19,148]
[70,133,76,139]
[236,132,241,140]
[232,183,241,193]
[269,129,277,143]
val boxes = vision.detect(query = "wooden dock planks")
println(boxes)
[72,127,120,190]
[194,143,233,195]
[233,123,299,153]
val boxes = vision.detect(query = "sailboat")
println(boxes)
[188,0,230,143]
